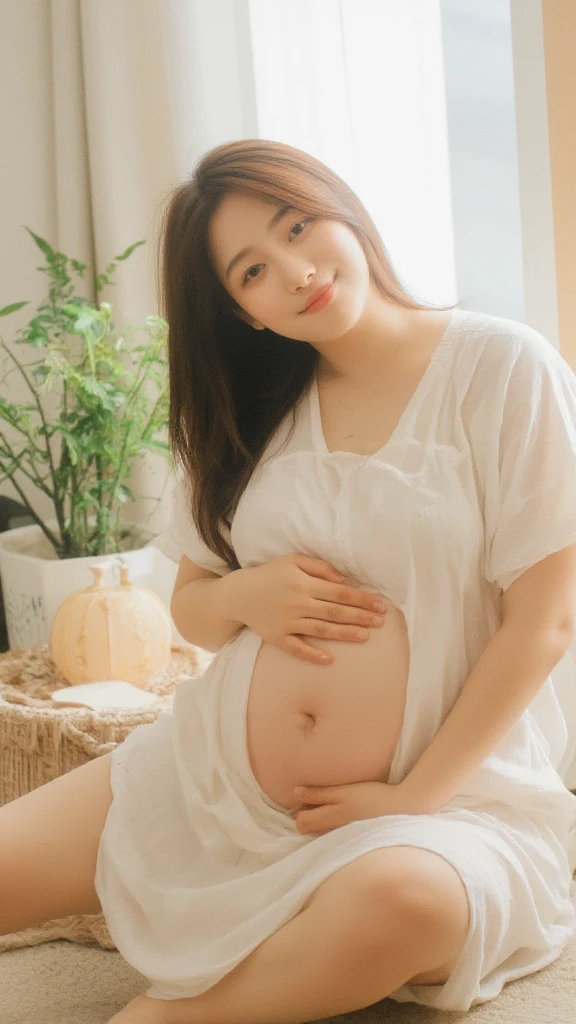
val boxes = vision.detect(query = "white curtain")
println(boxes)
[0,0,255,535]
[1,0,574,786]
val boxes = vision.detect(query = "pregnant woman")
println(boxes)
[2,138,576,1024]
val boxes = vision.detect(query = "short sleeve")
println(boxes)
[152,473,232,576]
[482,327,576,591]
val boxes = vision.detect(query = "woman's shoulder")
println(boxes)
[452,308,576,451]
[454,307,554,354]
[452,307,566,385]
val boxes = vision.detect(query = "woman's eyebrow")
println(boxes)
[225,205,294,280]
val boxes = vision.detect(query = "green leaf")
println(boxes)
[62,303,84,317]
[115,240,146,262]
[79,376,116,409]
[61,430,79,466]
[30,365,51,385]
[0,301,29,318]
[24,228,55,260]
[26,326,51,347]
[73,309,106,337]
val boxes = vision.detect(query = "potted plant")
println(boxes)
[0,229,174,650]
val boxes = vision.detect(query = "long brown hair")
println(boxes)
[157,138,460,571]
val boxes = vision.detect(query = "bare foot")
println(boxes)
[107,993,169,1023]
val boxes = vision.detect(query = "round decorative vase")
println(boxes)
[50,563,173,687]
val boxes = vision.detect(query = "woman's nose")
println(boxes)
[280,257,315,291]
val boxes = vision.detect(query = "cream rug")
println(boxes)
[1,890,575,1024]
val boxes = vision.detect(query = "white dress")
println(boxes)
[95,307,576,1011]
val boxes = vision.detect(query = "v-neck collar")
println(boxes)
[309,307,460,461]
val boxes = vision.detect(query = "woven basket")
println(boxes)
[0,642,209,953]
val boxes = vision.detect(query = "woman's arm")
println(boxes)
[171,569,248,651]
[400,545,576,813]
[172,553,387,665]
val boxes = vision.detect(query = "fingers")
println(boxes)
[283,636,334,665]
[302,620,372,644]
[291,555,346,583]
[310,602,386,630]
[283,610,386,663]
[331,582,388,614]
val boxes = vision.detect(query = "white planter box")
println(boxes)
[0,521,185,650]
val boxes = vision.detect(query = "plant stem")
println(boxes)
[138,388,164,445]
[0,459,61,552]
[104,348,157,514]
[0,430,56,499]
[1,340,63,520]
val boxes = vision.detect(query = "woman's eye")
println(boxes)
[242,218,314,285]
[289,217,313,240]
[243,265,262,284]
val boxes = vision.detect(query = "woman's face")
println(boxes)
[208,192,372,342]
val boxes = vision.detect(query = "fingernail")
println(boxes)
[373,600,386,612]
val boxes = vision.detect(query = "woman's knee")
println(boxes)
[0,752,114,936]
[300,845,470,957]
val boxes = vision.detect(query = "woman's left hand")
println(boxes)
[291,780,423,836]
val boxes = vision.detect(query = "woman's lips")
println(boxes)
[300,279,336,314]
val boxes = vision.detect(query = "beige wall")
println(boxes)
[542,0,576,368]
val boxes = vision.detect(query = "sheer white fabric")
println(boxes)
[98,308,576,1010]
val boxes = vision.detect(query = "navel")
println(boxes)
[296,711,318,734]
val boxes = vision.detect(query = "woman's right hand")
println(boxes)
[229,553,388,665]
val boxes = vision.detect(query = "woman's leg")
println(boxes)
[110,846,470,1024]
[0,752,114,935]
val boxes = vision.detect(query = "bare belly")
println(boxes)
[245,600,410,811]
